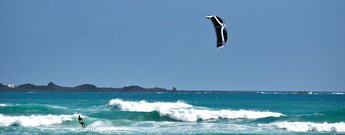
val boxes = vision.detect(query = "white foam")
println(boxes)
[109,99,283,122]
[258,92,266,94]
[82,120,130,133]
[261,121,345,133]
[85,121,271,134]
[109,99,192,112]
[44,105,69,110]
[332,92,345,95]
[88,121,113,127]
[23,104,70,110]
[0,114,76,127]
[129,121,269,134]
[0,104,9,107]
[0,103,68,110]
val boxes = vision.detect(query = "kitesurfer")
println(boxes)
[78,115,86,128]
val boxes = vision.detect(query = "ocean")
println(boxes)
[0,92,344,134]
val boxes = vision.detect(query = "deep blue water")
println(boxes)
[0,92,344,134]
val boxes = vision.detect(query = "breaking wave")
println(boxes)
[108,99,283,122]
[0,114,81,127]
[261,121,345,133]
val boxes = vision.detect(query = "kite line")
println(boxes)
[124,24,199,86]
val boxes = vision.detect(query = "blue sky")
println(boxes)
[1,0,344,91]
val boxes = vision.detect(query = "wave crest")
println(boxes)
[109,99,283,122]
[109,98,192,112]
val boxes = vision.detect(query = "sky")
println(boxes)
[0,0,344,91]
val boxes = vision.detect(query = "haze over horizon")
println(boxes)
[1,0,345,91]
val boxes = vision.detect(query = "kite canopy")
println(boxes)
[206,15,228,48]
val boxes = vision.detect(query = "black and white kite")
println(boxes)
[206,15,228,48]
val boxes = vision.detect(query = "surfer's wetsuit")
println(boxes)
[78,115,85,128]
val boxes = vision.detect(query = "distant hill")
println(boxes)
[0,83,6,89]
[0,82,171,92]
[75,84,97,90]
[0,82,326,94]
[47,82,62,88]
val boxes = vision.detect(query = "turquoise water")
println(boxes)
[0,92,344,134]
